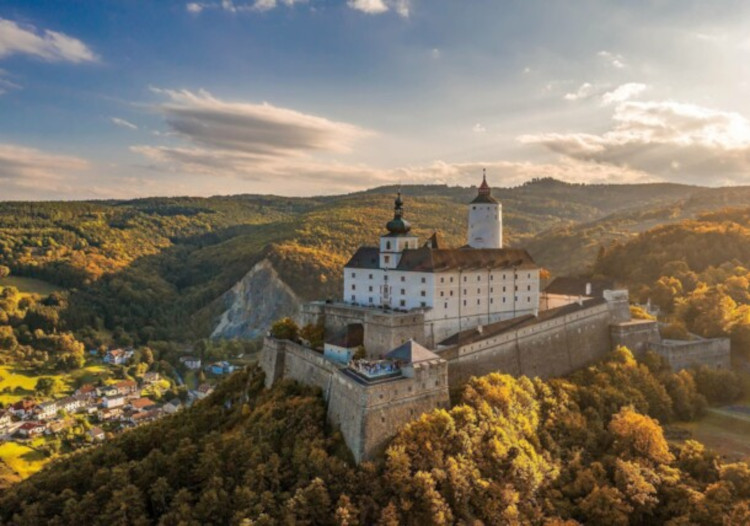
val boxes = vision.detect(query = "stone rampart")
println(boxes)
[651,337,731,371]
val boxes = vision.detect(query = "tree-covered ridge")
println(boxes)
[1,348,746,525]
[594,206,750,357]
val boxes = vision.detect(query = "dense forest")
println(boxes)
[0,348,747,525]
[3,179,750,346]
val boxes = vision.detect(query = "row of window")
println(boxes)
[351,272,535,281]
[349,295,533,308]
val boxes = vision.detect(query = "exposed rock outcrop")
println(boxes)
[211,259,301,340]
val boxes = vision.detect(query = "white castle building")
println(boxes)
[342,173,539,348]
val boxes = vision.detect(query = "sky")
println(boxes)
[1,0,750,200]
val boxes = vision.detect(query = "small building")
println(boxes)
[142,371,160,384]
[57,396,84,414]
[127,408,162,425]
[98,407,122,421]
[17,421,46,438]
[0,409,12,429]
[10,399,36,419]
[128,397,156,412]
[88,426,105,441]
[179,356,202,370]
[195,383,213,399]
[162,398,182,414]
[75,384,97,399]
[101,386,119,397]
[104,348,134,365]
[114,380,138,397]
[207,361,235,375]
[102,395,125,409]
[324,323,364,364]
[46,419,70,435]
[34,401,59,420]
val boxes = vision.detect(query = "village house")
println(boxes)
[207,361,235,375]
[34,400,58,420]
[162,398,182,414]
[142,371,160,384]
[17,421,46,438]
[10,399,36,419]
[57,396,85,414]
[46,419,70,435]
[98,407,122,421]
[0,409,12,429]
[103,348,134,365]
[179,356,202,370]
[88,426,105,441]
[126,408,161,426]
[75,384,97,399]
[128,397,156,412]
[102,395,125,409]
[194,383,213,399]
[114,379,139,397]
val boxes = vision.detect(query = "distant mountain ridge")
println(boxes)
[2,178,749,342]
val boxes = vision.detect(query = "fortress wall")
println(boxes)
[362,311,426,357]
[611,320,661,356]
[282,341,342,400]
[651,338,731,371]
[260,337,287,389]
[444,303,612,387]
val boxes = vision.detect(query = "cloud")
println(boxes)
[148,87,370,155]
[598,50,625,69]
[0,143,89,193]
[0,18,97,63]
[563,82,595,101]
[348,0,389,15]
[430,48,441,60]
[0,69,21,95]
[601,83,647,105]
[186,2,205,13]
[472,123,486,133]
[519,99,750,184]
[111,117,138,130]
[186,0,307,13]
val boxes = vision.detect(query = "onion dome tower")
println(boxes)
[380,190,418,269]
[467,170,503,248]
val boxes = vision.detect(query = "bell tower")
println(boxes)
[467,170,502,249]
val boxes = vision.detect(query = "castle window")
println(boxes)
[381,417,385,423]
[450,277,454,283]
[527,285,531,291]
[401,276,405,282]
[503,297,506,303]
[400,300,405,307]
[440,291,444,297]
[369,297,373,303]
[491,275,494,281]
[368,286,373,292]
[401,288,405,295]
[491,298,494,304]
[477,288,480,294]
[351,284,356,290]
[369,274,373,279]
[528,273,531,278]
[421,277,426,283]
[477,276,481,281]
[503,286,506,292]
[384,275,388,282]
[444,303,448,309]
[351,272,356,278]
[421,290,426,297]
[528,296,531,302]
[463,300,467,306]
[386,241,391,250]
[463,276,467,282]
[463,289,466,295]
[351,295,355,302]
[472,206,476,210]
[477,299,481,305]
[440,277,444,283]
[450,291,454,296]
[420,301,426,307]
[515,285,518,291]
[384,255,390,264]
[515,296,518,302]
[490,287,494,293]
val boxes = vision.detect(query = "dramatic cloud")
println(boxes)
[601,83,647,105]
[0,143,89,189]
[186,0,307,14]
[148,88,370,155]
[111,117,138,130]
[0,18,97,63]
[519,100,750,184]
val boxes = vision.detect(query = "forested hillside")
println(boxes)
[1,348,748,525]
[595,207,750,358]
[2,179,738,346]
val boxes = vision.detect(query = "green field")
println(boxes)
[0,276,61,297]
[0,364,113,405]
[0,442,50,480]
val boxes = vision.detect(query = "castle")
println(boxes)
[261,174,730,463]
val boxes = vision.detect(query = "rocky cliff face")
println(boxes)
[211,259,301,340]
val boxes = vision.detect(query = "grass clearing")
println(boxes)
[0,276,61,297]
[0,363,113,404]
[0,442,50,479]
[673,406,750,462]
